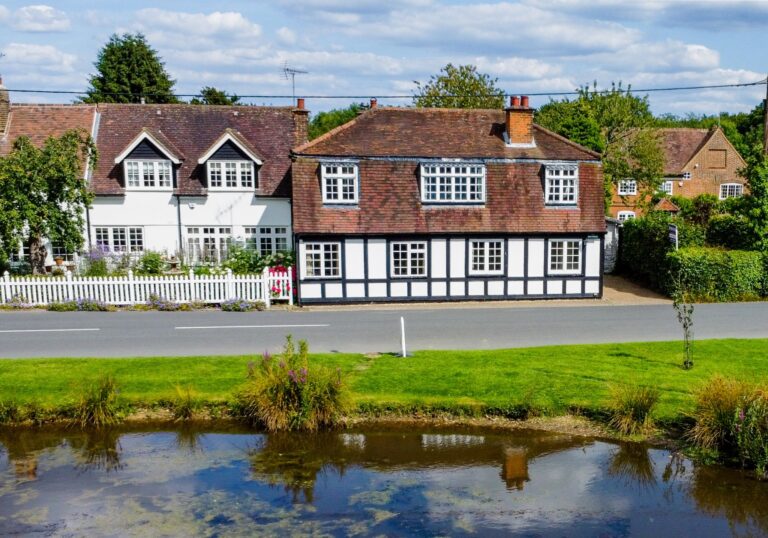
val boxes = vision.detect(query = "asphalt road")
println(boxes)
[1,302,767,358]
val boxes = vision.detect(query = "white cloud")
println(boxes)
[13,5,71,32]
[588,40,720,73]
[134,9,262,42]
[1,42,76,73]
[0,5,9,22]
[474,56,562,80]
[276,27,297,45]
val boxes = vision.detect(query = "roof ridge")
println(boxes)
[293,108,369,154]
[95,103,295,110]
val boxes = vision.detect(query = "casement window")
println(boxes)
[186,226,231,263]
[304,242,340,278]
[682,171,692,180]
[125,160,172,189]
[94,227,144,253]
[207,161,255,189]
[617,211,636,222]
[321,163,358,204]
[244,226,289,254]
[420,163,485,203]
[545,164,578,204]
[548,239,581,275]
[391,241,427,277]
[617,180,637,196]
[50,245,75,263]
[720,183,743,200]
[659,180,674,196]
[470,240,504,275]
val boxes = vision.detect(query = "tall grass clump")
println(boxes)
[237,336,346,432]
[688,376,754,450]
[74,375,121,428]
[734,393,768,478]
[172,384,202,421]
[608,384,660,435]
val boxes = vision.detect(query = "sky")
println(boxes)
[0,0,766,115]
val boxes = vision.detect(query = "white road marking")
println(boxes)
[175,324,330,330]
[0,328,100,334]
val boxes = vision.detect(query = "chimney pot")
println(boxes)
[511,96,521,107]
[521,95,529,108]
[370,97,378,109]
[296,97,305,110]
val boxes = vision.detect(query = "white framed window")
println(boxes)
[207,161,255,190]
[50,245,75,263]
[720,183,743,200]
[391,241,427,277]
[186,226,232,264]
[321,163,358,204]
[682,171,692,180]
[304,242,340,278]
[244,226,290,254]
[659,180,674,195]
[470,240,504,275]
[420,163,486,203]
[548,239,581,275]
[124,160,172,189]
[94,227,144,253]
[617,180,637,196]
[617,211,636,222]
[545,164,578,204]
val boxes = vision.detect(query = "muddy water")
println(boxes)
[1,424,767,537]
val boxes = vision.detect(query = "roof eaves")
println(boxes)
[292,109,370,155]
[197,128,264,164]
[532,124,602,160]
[113,128,184,164]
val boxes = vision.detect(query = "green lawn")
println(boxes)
[1,339,767,420]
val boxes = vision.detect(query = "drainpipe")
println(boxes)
[85,206,92,250]
[175,194,183,258]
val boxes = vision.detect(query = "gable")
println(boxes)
[126,139,168,160]
[209,139,252,161]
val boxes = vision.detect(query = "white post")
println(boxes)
[400,316,407,358]
[127,269,136,305]
[66,270,74,301]
[226,268,234,300]
[1,271,8,304]
[189,268,196,302]
[262,267,271,309]
[288,266,294,306]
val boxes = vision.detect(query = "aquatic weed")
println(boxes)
[74,375,121,428]
[172,384,202,421]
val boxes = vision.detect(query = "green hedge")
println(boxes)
[706,214,761,251]
[666,247,765,302]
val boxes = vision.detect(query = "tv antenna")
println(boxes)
[283,62,308,105]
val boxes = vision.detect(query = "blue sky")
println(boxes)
[0,1,766,115]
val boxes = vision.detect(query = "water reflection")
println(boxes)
[0,425,767,537]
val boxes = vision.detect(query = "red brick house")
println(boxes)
[291,97,606,304]
[610,127,747,221]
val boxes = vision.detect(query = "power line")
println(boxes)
[3,79,766,100]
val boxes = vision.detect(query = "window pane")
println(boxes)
[142,162,155,187]
[225,162,237,188]
[209,162,222,187]
[420,164,485,203]
[240,163,253,188]
[129,228,144,252]
[112,228,127,252]
[322,164,357,203]
[158,161,172,187]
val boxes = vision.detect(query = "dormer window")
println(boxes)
[115,130,181,191]
[420,163,485,204]
[545,163,578,205]
[125,160,173,189]
[207,161,255,190]
[321,163,358,204]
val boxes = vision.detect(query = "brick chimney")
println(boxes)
[293,97,309,146]
[505,95,534,147]
[0,76,10,135]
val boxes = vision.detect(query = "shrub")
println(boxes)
[84,247,110,276]
[734,394,768,478]
[221,298,265,312]
[74,375,122,428]
[3,294,32,309]
[172,385,202,421]
[0,400,22,424]
[237,336,346,432]
[223,244,260,274]
[136,250,166,275]
[667,247,764,302]
[47,298,114,312]
[688,376,754,451]
[146,293,187,311]
[608,384,659,435]
[706,214,761,251]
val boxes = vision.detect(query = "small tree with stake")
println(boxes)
[672,279,695,370]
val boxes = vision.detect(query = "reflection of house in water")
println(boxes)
[503,447,529,490]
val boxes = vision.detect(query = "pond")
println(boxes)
[1,424,767,536]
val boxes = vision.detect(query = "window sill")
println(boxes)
[125,188,174,192]
[322,203,359,209]
[545,203,579,209]
[421,202,486,206]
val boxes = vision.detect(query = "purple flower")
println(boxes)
[262,350,272,363]
[739,409,745,421]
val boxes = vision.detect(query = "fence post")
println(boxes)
[127,269,136,305]
[1,271,8,303]
[225,268,234,300]
[66,270,74,301]
[288,266,294,306]
[189,268,195,302]
[262,267,271,309]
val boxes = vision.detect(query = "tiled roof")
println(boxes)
[295,107,601,161]
[92,104,301,196]
[655,198,680,212]
[0,104,96,156]
[658,128,711,174]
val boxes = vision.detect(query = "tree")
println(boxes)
[308,103,366,140]
[536,83,664,212]
[740,150,768,251]
[190,86,241,106]
[413,64,504,109]
[82,33,178,104]
[0,130,97,274]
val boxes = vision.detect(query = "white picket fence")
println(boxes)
[0,267,293,308]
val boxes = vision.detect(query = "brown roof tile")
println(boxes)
[658,128,711,174]
[92,104,300,196]
[295,107,600,161]
[0,104,96,156]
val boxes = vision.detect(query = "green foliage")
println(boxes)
[47,299,114,312]
[222,244,295,274]
[172,385,201,421]
[309,103,365,140]
[735,396,768,478]
[740,152,768,251]
[237,336,346,431]
[682,194,722,226]
[667,247,764,302]
[608,384,659,435]
[0,400,22,424]
[189,86,241,105]
[688,376,752,451]
[0,130,97,274]
[536,98,604,153]
[706,215,761,250]
[220,299,265,312]
[136,250,165,275]
[413,64,504,109]
[74,375,122,428]
[618,212,705,292]
[82,33,178,104]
